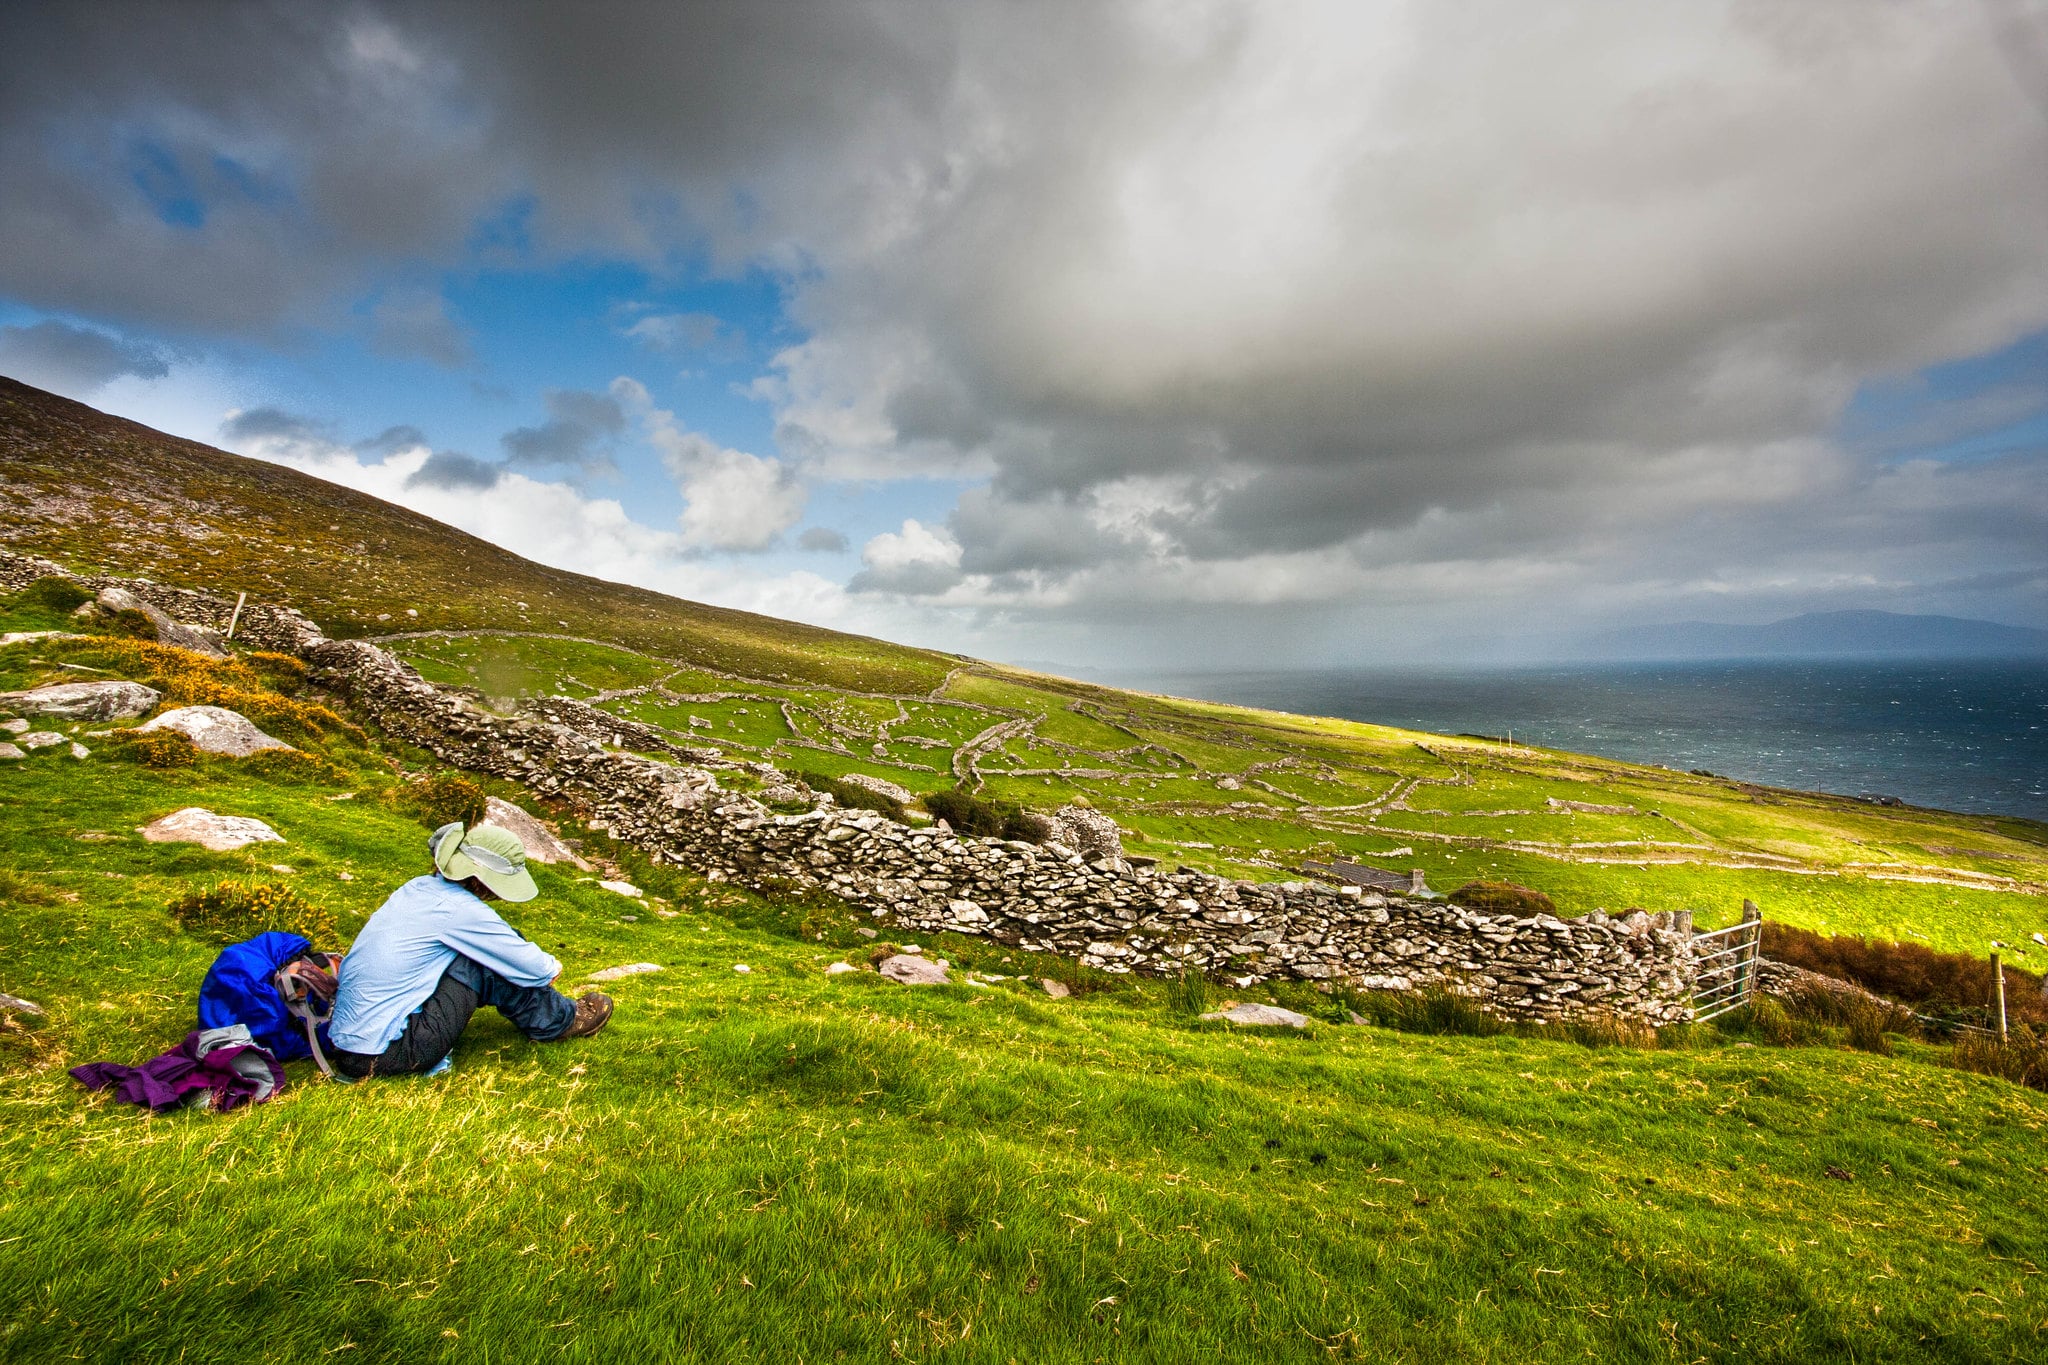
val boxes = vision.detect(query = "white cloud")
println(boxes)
[850,518,965,596]
[617,378,807,551]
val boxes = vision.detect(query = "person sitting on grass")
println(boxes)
[328,821,612,1079]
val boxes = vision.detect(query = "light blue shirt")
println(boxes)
[330,875,562,1054]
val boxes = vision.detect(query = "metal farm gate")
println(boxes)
[1691,904,1764,1022]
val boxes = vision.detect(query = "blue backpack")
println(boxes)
[197,932,333,1063]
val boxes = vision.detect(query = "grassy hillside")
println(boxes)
[2,625,2045,1363]
[4,374,2044,958]
[391,630,2048,956]
[0,377,952,694]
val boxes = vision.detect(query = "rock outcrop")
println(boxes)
[1048,802,1124,862]
[141,808,285,851]
[879,953,951,985]
[138,706,290,757]
[1202,1002,1310,1028]
[93,587,231,656]
[0,680,160,721]
[484,795,592,869]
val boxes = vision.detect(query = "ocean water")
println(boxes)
[1119,659,2048,823]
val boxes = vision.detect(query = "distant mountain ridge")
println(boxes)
[1584,610,2048,660]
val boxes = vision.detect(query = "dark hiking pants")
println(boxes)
[332,955,576,1078]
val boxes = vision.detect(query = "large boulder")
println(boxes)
[95,588,230,657]
[141,807,284,851]
[0,680,160,721]
[483,795,593,869]
[1049,803,1124,861]
[138,706,290,757]
[878,954,951,985]
[1201,1002,1310,1028]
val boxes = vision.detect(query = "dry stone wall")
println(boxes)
[1,552,1700,1023]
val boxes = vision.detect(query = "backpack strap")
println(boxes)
[273,953,342,1081]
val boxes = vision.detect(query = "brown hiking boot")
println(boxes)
[559,991,613,1040]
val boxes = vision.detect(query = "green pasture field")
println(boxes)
[5,673,2048,1361]
[607,695,798,750]
[391,633,681,702]
[3,581,2048,1359]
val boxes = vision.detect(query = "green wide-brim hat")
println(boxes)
[429,821,539,902]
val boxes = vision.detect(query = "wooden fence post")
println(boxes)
[226,591,247,640]
[1993,950,2008,1041]
[1736,899,1763,1004]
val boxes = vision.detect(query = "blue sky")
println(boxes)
[2,2,2046,669]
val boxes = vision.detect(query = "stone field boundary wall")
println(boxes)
[1,552,1699,1023]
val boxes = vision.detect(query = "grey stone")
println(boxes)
[138,706,290,757]
[0,743,23,761]
[96,587,229,656]
[0,992,44,1015]
[70,742,90,760]
[1049,804,1124,861]
[18,731,63,750]
[141,807,285,852]
[825,962,857,975]
[0,680,160,721]
[2,718,26,733]
[1356,974,1412,991]
[484,795,592,869]
[1040,977,1071,998]
[1201,1002,1310,1028]
[586,962,662,982]
[879,954,951,985]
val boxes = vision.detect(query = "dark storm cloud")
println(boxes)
[220,405,329,446]
[947,486,1134,576]
[847,559,963,597]
[5,2,2047,635]
[501,387,627,474]
[0,319,170,394]
[407,450,503,491]
[798,526,850,553]
[355,425,430,458]
[0,1,956,335]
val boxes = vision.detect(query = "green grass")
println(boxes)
[5,608,2048,1360]
[6,752,2048,1361]
[393,633,681,701]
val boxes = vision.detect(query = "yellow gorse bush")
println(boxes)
[167,879,340,945]
[34,637,364,745]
